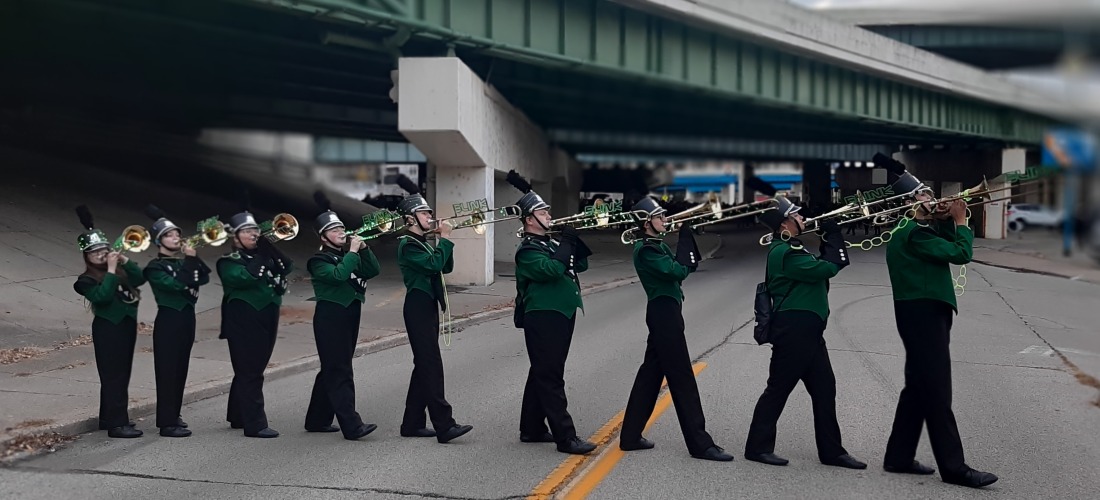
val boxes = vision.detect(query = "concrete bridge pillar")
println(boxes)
[802,160,834,217]
[396,56,575,285]
[740,163,756,204]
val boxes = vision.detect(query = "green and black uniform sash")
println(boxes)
[766,238,839,322]
[308,246,381,307]
[886,219,973,312]
[144,255,211,311]
[73,260,146,324]
[514,233,587,319]
[396,233,453,312]
[632,237,692,304]
[216,248,293,312]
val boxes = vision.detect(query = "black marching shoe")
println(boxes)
[400,428,437,438]
[175,418,188,429]
[229,422,244,430]
[943,469,998,489]
[520,432,555,443]
[108,426,143,439]
[745,452,789,466]
[344,423,378,441]
[692,446,734,462]
[823,454,867,470]
[159,426,192,438]
[306,424,341,433]
[245,428,280,438]
[437,424,473,444]
[884,460,936,475]
[557,437,597,455]
[619,437,656,451]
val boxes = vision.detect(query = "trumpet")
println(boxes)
[112,225,151,253]
[183,217,228,248]
[259,213,299,242]
[349,209,405,240]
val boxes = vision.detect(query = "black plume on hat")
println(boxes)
[745,176,777,197]
[75,205,95,230]
[873,153,907,176]
[396,174,420,195]
[313,190,332,212]
[506,170,532,193]
[144,204,167,222]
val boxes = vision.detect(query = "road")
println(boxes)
[2,232,1099,500]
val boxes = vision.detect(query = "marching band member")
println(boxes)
[142,205,210,438]
[619,197,732,461]
[507,171,597,455]
[744,196,866,470]
[72,205,146,438]
[303,192,380,440]
[394,175,473,443]
[880,163,998,488]
[217,203,292,438]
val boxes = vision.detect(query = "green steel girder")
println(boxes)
[245,0,1055,144]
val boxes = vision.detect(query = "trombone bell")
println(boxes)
[115,225,151,253]
[262,213,299,242]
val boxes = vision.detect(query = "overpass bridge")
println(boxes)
[1,0,1077,284]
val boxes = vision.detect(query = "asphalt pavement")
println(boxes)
[2,231,1098,500]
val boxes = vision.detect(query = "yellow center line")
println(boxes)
[527,362,708,500]
[373,288,405,309]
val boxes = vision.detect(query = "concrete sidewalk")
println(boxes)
[0,230,721,457]
[972,229,1100,285]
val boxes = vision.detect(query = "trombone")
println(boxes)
[448,205,523,235]
[620,198,777,244]
[112,225,151,253]
[349,209,405,240]
[259,213,299,242]
[183,216,228,248]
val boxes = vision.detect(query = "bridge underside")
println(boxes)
[865,25,1100,70]
[1,0,1054,156]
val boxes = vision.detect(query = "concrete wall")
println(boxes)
[396,57,583,285]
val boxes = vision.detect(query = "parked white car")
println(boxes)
[1006,203,1063,231]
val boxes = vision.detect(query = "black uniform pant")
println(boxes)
[520,310,579,443]
[222,300,280,434]
[400,290,456,433]
[153,306,195,428]
[884,299,967,476]
[305,300,366,436]
[622,297,716,455]
[745,310,847,461]
[91,316,137,430]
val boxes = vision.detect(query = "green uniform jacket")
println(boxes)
[633,237,692,303]
[73,260,146,324]
[397,234,453,298]
[144,255,211,311]
[216,249,293,311]
[766,239,838,322]
[515,233,588,318]
[886,219,973,312]
[308,246,381,307]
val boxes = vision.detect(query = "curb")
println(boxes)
[0,275,643,463]
[971,259,1100,285]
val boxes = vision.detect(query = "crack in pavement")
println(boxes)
[9,466,528,500]
[992,290,1100,408]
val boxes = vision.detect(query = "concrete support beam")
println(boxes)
[802,161,834,217]
[740,163,755,204]
[397,56,579,285]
